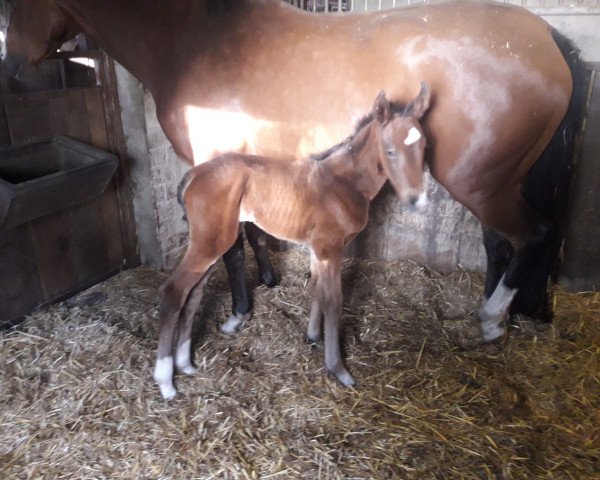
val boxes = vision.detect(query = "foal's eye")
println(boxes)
[386,149,396,157]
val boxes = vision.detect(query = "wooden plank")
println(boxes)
[28,209,79,300]
[0,225,45,326]
[98,181,128,268]
[84,88,109,150]
[28,194,124,301]
[98,54,140,267]
[48,89,92,143]
[5,100,52,144]
[561,69,600,291]
[66,197,112,284]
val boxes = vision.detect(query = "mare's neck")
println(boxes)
[325,122,387,201]
[57,0,217,92]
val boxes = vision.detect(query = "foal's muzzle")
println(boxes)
[406,191,428,212]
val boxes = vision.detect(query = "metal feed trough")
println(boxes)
[0,136,118,230]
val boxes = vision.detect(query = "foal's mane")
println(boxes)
[310,100,411,162]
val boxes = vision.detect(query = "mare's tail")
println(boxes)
[511,28,587,320]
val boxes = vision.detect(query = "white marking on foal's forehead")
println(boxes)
[404,127,421,145]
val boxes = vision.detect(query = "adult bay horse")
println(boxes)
[4,0,583,343]
[155,89,430,399]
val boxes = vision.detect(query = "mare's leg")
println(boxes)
[509,230,558,322]
[154,253,214,400]
[175,264,217,375]
[313,250,355,387]
[481,225,514,301]
[221,232,252,334]
[307,250,323,342]
[244,222,278,287]
[479,201,550,342]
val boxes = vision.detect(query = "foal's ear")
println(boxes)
[406,82,431,119]
[374,91,392,124]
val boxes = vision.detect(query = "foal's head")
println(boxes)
[373,84,430,210]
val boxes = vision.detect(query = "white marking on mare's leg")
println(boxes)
[480,274,517,342]
[175,339,197,375]
[154,356,177,400]
[221,312,252,335]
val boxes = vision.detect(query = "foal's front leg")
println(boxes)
[314,250,356,387]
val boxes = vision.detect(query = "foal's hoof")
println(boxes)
[178,365,198,376]
[158,383,177,400]
[336,370,356,388]
[221,312,252,335]
[329,367,356,387]
[305,329,322,344]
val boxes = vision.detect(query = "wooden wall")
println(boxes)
[561,66,600,291]
[0,53,137,326]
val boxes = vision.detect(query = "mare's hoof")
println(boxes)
[221,312,251,335]
[481,320,506,343]
[259,270,278,288]
[443,317,485,350]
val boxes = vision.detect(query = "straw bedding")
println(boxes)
[1,248,598,479]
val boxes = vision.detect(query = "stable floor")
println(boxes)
[1,249,598,478]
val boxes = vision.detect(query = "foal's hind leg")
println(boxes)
[307,250,323,342]
[175,264,217,375]
[154,253,214,399]
[245,222,278,288]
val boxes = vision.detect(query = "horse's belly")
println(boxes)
[182,105,272,164]
[165,103,342,165]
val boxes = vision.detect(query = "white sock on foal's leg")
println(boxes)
[154,356,177,400]
[175,339,197,375]
[480,274,517,342]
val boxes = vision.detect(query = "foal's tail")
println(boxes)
[512,28,587,319]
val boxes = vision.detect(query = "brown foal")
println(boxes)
[154,87,430,399]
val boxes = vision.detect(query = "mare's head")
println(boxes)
[2,0,78,81]
[373,84,430,211]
